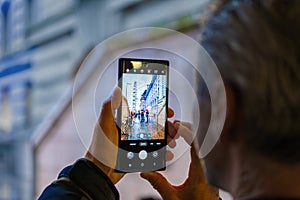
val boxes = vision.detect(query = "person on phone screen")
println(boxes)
[38,0,300,199]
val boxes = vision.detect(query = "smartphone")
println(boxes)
[116,58,169,172]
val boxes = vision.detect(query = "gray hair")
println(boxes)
[201,0,300,162]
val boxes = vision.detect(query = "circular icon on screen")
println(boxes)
[139,150,147,160]
[127,152,134,159]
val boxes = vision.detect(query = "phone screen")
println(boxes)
[116,58,169,172]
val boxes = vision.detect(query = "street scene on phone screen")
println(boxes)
[121,71,167,141]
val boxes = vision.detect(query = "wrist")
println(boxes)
[84,151,124,184]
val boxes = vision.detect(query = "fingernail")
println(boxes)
[174,122,180,129]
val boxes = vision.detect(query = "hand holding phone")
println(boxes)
[85,87,125,184]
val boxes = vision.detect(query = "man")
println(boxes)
[143,0,300,199]
[39,0,300,199]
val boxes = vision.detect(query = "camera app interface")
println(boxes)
[120,59,168,142]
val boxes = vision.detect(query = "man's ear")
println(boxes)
[219,83,239,143]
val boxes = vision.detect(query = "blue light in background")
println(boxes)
[1,0,10,17]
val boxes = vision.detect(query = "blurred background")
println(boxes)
[0,0,230,199]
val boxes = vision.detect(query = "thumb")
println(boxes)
[141,172,177,200]
[111,87,122,110]
[99,87,122,125]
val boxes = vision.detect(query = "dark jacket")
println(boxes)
[38,158,119,200]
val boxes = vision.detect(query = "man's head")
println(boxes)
[199,0,300,192]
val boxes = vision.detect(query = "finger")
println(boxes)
[111,87,122,110]
[167,108,174,118]
[174,121,193,131]
[188,142,205,182]
[167,138,176,148]
[140,172,176,199]
[173,119,180,125]
[99,88,121,130]
[181,121,194,131]
[166,150,174,161]
[100,101,114,126]
[175,122,194,145]
[168,121,177,139]
[188,143,220,198]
